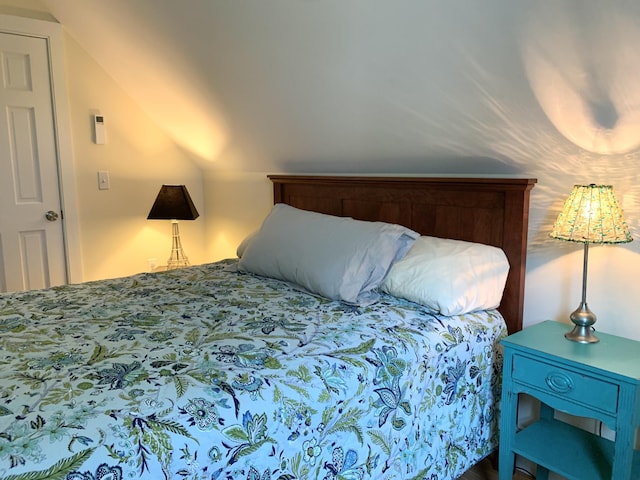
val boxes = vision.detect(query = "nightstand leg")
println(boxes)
[498,440,515,480]
[535,465,549,480]
[499,383,517,479]
[612,390,635,479]
[535,402,552,479]
[539,401,553,421]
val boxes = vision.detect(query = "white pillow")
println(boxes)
[380,236,509,315]
[236,230,257,258]
[238,204,418,305]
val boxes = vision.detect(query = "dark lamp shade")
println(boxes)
[147,185,199,220]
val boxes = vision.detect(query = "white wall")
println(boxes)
[8,1,639,340]
[0,2,207,281]
[198,2,640,341]
[204,171,272,261]
[61,35,206,280]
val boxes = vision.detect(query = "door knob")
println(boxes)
[45,210,59,222]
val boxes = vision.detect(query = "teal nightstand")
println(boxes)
[499,320,640,480]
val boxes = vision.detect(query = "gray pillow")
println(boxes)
[238,204,418,305]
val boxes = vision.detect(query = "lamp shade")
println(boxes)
[147,185,199,221]
[550,184,632,245]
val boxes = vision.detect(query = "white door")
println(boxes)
[0,30,67,292]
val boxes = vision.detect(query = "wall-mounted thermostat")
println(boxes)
[93,114,106,144]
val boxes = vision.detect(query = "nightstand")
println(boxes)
[499,320,640,480]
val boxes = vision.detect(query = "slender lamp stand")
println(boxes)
[167,220,190,269]
[550,184,632,344]
[147,185,199,270]
[565,242,598,343]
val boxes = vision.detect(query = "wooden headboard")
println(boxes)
[269,175,537,334]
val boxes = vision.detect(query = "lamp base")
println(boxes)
[167,257,190,270]
[565,325,599,343]
[166,220,190,270]
[565,302,599,343]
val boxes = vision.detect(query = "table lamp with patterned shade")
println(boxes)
[147,185,199,269]
[550,184,633,343]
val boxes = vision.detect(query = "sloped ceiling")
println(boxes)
[43,0,640,180]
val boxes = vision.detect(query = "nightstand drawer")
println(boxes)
[512,354,619,414]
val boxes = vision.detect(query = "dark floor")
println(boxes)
[458,457,535,480]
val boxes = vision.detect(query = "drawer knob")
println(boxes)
[545,372,574,393]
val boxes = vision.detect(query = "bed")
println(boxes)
[0,175,535,480]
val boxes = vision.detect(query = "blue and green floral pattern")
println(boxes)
[0,259,506,480]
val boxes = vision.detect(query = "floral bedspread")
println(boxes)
[0,259,506,480]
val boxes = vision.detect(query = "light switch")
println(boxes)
[98,170,110,190]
